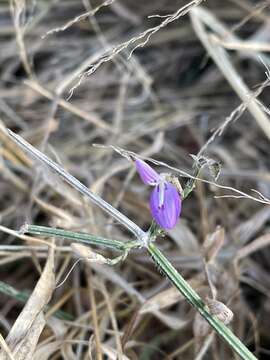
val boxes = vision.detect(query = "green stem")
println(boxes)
[0,281,73,321]
[147,242,257,360]
[23,224,139,251]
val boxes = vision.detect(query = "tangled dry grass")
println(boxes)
[0,0,270,359]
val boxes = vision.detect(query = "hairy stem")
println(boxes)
[147,242,257,360]
[23,224,139,251]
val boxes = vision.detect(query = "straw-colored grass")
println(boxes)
[0,0,270,359]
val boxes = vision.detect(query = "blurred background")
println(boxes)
[0,0,270,359]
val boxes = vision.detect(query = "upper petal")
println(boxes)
[150,182,181,229]
[135,159,160,185]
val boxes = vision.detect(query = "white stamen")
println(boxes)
[158,175,167,208]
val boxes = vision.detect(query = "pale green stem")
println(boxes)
[147,242,257,360]
[23,224,139,251]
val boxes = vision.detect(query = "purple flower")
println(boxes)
[135,159,181,230]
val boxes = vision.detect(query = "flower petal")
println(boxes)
[135,159,160,185]
[150,182,181,229]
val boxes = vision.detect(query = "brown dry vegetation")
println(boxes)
[0,0,270,359]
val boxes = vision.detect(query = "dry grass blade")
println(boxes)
[43,0,115,38]
[33,340,63,360]
[101,344,130,360]
[86,267,103,360]
[139,287,182,314]
[0,247,55,360]
[71,243,108,264]
[99,281,124,359]
[0,333,15,360]
[236,233,270,260]
[190,6,270,141]
[1,0,270,358]
[194,333,214,360]
[203,226,225,263]
[213,38,270,53]
[10,0,32,76]
[24,80,113,132]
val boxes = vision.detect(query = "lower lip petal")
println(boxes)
[150,183,181,229]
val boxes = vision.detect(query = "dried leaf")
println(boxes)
[203,226,225,262]
[71,243,107,264]
[206,298,234,325]
[190,154,221,180]
[140,287,181,313]
[140,283,201,329]
[0,248,55,360]
[151,310,189,330]
[33,341,62,360]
